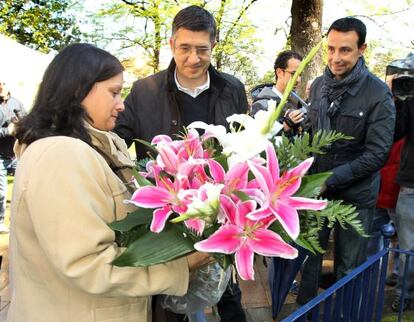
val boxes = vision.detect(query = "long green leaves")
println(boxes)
[109,208,153,232]
[112,224,195,267]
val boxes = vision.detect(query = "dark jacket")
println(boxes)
[250,84,306,137]
[114,60,248,160]
[0,96,25,158]
[309,72,395,208]
[251,84,297,115]
[251,85,282,115]
[394,96,414,188]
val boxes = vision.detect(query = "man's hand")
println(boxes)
[283,109,304,131]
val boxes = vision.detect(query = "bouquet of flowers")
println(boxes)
[110,42,365,283]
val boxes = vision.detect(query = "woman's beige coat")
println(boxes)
[7,131,189,322]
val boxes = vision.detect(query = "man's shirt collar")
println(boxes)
[272,85,283,99]
[174,69,210,98]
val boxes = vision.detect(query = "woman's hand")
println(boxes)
[186,252,215,272]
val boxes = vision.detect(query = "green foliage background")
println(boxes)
[0,0,81,53]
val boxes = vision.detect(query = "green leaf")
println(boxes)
[214,153,229,171]
[113,224,195,267]
[295,236,317,255]
[295,172,332,197]
[268,220,293,244]
[109,208,153,232]
[232,190,251,201]
[132,168,153,187]
[133,138,158,154]
[115,225,149,247]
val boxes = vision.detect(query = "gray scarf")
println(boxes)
[317,56,368,131]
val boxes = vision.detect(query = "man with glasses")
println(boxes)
[114,5,247,322]
[115,5,248,161]
[251,50,305,137]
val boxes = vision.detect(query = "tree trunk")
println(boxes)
[153,18,161,72]
[152,0,161,72]
[214,0,227,71]
[290,0,323,97]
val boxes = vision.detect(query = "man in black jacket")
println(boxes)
[114,5,247,322]
[115,5,247,161]
[297,17,395,306]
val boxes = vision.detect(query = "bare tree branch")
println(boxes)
[120,0,147,6]
[370,7,411,17]
[222,0,258,45]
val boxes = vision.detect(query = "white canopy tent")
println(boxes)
[0,34,54,109]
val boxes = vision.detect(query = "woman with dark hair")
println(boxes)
[7,43,210,322]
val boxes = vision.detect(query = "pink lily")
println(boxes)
[247,144,327,240]
[207,159,265,210]
[129,174,194,233]
[207,160,249,195]
[172,182,224,235]
[194,197,298,280]
[152,130,205,176]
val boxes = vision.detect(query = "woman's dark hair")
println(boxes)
[172,5,216,43]
[328,17,367,48]
[15,43,124,146]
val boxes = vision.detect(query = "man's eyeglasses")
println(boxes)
[283,69,297,76]
[174,45,211,58]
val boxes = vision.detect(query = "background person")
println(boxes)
[251,50,306,138]
[0,81,25,233]
[386,54,414,310]
[297,17,395,306]
[114,5,248,322]
[7,43,210,322]
[393,94,414,311]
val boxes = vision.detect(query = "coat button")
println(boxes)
[359,112,364,116]
[171,120,178,126]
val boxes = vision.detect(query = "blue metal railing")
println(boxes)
[282,225,414,322]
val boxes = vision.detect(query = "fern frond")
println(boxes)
[276,130,352,172]
[298,199,367,254]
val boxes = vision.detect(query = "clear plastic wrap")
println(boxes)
[160,263,231,320]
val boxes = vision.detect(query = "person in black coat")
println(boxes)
[114,5,248,322]
[115,6,248,162]
[297,17,395,306]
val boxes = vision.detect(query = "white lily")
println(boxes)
[188,103,283,167]
[227,100,282,139]
[171,182,224,227]
[185,183,224,219]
